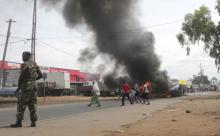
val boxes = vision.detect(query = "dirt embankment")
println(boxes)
[109,95,220,136]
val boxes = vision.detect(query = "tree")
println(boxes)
[177,1,220,70]
[192,75,210,85]
[192,65,210,85]
[210,77,218,84]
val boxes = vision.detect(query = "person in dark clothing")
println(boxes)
[121,81,133,106]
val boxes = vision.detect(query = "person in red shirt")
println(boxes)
[121,81,133,106]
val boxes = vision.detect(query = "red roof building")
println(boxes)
[0,60,99,83]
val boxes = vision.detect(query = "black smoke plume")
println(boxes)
[42,0,169,91]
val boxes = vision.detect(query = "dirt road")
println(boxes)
[110,92,220,136]
[0,91,219,136]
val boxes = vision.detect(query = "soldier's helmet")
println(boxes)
[22,51,32,62]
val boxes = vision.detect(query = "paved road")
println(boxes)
[0,99,123,127]
[0,92,218,136]
[1,91,215,127]
[0,97,185,136]
[2,92,211,128]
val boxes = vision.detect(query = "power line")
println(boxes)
[101,11,218,34]
[0,39,29,46]
[0,19,185,39]
[0,34,29,40]
[37,40,77,58]
[38,36,79,40]
[0,20,183,41]
[108,19,184,34]
[36,41,80,66]
[0,11,218,40]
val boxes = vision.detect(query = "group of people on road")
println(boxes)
[121,81,151,106]
[87,80,152,107]
[10,51,151,128]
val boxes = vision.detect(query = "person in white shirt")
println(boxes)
[88,81,101,107]
[142,81,150,105]
[134,83,141,103]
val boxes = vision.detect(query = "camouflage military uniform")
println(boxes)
[11,51,43,127]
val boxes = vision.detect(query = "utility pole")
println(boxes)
[0,19,16,89]
[199,63,204,76]
[198,63,204,92]
[31,0,37,62]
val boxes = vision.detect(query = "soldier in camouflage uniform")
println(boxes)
[11,51,43,127]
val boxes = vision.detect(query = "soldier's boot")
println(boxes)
[30,122,36,127]
[10,119,22,128]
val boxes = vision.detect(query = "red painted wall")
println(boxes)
[0,60,100,83]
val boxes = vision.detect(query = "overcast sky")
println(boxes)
[0,0,219,80]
